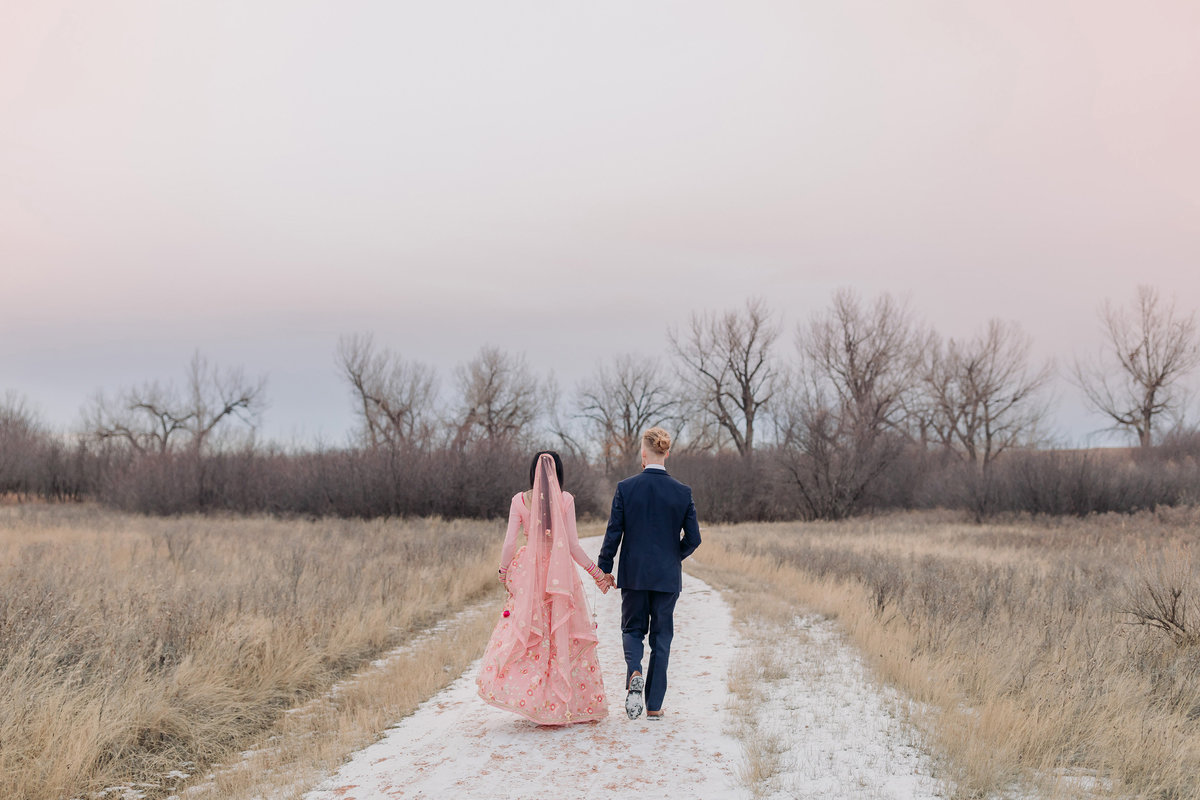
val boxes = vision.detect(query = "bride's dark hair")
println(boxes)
[529,450,564,489]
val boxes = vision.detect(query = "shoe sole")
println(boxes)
[626,675,645,719]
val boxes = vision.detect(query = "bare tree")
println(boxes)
[1,392,43,441]
[183,352,267,452]
[799,289,928,438]
[452,346,544,448]
[86,352,266,454]
[575,354,679,472]
[336,333,439,450]
[0,392,45,496]
[923,319,1051,467]
[776,381,902,520]
[1074,285,1200,447]
[86,381,188,454]
[780,290,928,519]
[668,297,781,457]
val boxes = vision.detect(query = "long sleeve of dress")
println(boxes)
[498,493,523,570]
[562,493,595,569]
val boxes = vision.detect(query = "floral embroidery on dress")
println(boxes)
[476,490,607,726]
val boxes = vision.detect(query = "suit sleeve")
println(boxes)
[597,485,624,574]
[679,491,701,561]
[498,494,523,569]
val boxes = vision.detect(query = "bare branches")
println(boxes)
[336,333,438,450]
[575,354,679,471]
[799,289,928,436]
[782,290,926,519]
[776,383,906,520]
[922,319,1050,468]
[0,392,46,496]
[1074,286,1200,447]
[1123,541,1198,646]
[452,346,544,448]
[0,391,44,441]
[85,352,266,455]
[668,297,781,456]
[86,382,192,454]
[185,352,267,452]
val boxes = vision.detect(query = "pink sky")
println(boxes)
[2,1,1199,444]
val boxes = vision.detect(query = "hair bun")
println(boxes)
[643,427,671,455]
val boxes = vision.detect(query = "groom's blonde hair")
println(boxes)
[642,427,672,456]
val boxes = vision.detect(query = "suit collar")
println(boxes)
[641,466,669,475]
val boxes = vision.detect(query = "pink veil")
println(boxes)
[500,453,597,706]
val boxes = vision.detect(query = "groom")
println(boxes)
[597,427,702,720]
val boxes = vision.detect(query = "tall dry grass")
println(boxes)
[178,601,503,800]
[688,508,1200,799]
[0,504,502,800]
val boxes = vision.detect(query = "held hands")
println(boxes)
[585,563,614,595]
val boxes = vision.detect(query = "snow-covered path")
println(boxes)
[749,615,946,800]
[304,537,747,799]
[302,536,948,800]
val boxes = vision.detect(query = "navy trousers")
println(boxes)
[621,588,680,713]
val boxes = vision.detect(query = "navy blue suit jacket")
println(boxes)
[597,467,701,593]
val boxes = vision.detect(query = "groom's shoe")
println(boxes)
[625,672,645,719]
[646,710,664,720]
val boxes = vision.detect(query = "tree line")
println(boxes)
[2,285,1198,522]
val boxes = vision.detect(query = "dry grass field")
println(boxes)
[0,504,503,800]
[688,508,1200,799]
[9,501,1200,799]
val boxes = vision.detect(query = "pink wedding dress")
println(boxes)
[476,455,608,725]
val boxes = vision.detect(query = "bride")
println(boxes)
[476,450,611,724]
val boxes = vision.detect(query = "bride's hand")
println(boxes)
[585,564,610,594]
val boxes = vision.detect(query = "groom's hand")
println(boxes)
[603,573,616,591]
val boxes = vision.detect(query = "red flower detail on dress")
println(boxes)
[503,609,510,617]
